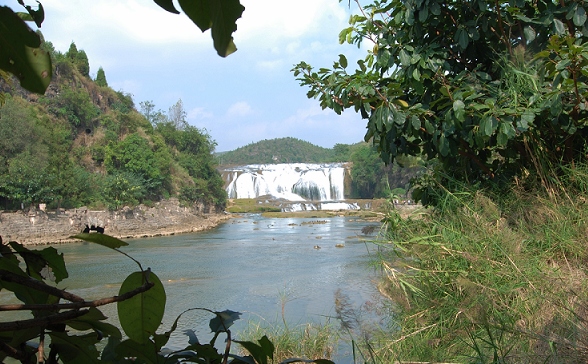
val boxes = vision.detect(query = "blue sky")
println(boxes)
[16,0,370,152]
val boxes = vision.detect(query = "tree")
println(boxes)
[104,133,169,198]
[95,67,107,86]
[293,0,588,204]
[1,0,245,95]
[75,49,90,77]
[168,98,187,130]
[66,41,78,60]
[350,144,385,198]
[44,86,100,127]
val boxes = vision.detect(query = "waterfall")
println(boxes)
[222,163,347,201]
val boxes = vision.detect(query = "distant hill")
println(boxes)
[216,137,343,166]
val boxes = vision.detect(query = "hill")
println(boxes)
[0,40,226,211]
[217,137,344,165]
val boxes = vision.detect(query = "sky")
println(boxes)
[9,0,371,152]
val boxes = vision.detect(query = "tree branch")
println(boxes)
[0,309,90,332]
[0,269,85,303]
[0,279,154,312]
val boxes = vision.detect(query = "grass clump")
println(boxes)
[237,319,338,362]
[367,165,588,363]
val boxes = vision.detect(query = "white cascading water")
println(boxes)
[222,163,347,202]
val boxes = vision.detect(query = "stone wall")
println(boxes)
[0,199,231,245]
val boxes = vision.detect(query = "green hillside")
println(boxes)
[0,40,226,211]
[216,137,344,165]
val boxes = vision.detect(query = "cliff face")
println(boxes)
[0,199,231,245]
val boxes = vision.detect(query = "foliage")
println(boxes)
[371,166,588,363]
[293,0,588,205]
[217,137,339,165]
[95,67,108,87]
[349,144,386,198]
[0,40,226,211]
[0,3,51,94]
[104,133,167,198]
[42,86,100,128]
[0,233,334,363]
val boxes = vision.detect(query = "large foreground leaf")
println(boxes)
[117,271,166,343]
[0,6,51,94]
[178,0,244,57]
[70,233,129,249]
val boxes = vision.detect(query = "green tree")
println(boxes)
[293,0,588,204]
[75,49,90,77]
[350,144,385,198]
[95,66,107,87]
[43,86,100,127]
[66,41,78,60]
[104,133,166,197]
[0,149,57,207]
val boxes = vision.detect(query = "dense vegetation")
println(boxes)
[0,40,226,211]
[217,137,339,165]
[291,0,588,362]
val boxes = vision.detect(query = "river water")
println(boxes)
[6,214,385,362]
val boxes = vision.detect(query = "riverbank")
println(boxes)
[0,199,232,245]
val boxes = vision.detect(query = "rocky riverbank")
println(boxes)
[0,199,233,245]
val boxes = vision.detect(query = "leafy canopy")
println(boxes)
[293,0,588,204]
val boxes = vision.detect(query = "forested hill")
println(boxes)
[0,40,226,211]
[217,137,346,165]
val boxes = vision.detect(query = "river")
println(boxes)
[5,214,386,362]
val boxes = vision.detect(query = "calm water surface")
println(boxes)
[8,215,385,362]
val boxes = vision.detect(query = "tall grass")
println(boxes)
[367,164,588,363]
[237,318,337,362]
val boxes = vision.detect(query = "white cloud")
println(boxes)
[41,0,209,49]
[257,59,284,71]
[188,107,214,120]
[236,0,349,48]
[226,102,254,118]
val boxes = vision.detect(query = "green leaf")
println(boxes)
[412,67,421,81]
[37,246,68,283]
[338,54,348,69]
[574,6,587,27]
[0,6,52,94]
[411,116,421,131]
[70,233,129,249]
[554,18,566,35]
[209,309,241,333]
[453,100,465,121]
[438,133,450,156]
[117,271,166,343]
[235,335,274,364]
[66,307,122,340]
[179,0,211,32]
[178,0,245,57]
[115,338,162,364]
[152,0,180,14]
[455,28,469,49]
[48,332,102,364]
[399,49,411,67]
[430,2,441,16]
[519,110,535,131]
[524,26,536,42]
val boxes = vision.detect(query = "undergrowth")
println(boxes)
[237,318,337,362]
[365,165,588,363]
